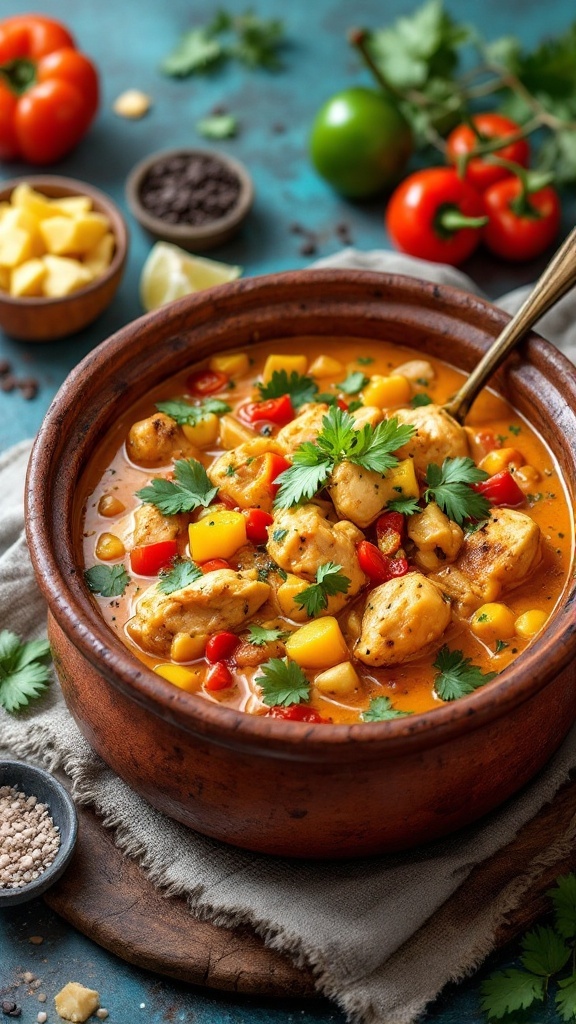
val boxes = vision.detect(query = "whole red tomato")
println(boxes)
[385,167,487,266]
[446,113,530,193]
[0,14,99,164]
[483,177,561,261]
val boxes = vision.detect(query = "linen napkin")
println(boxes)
[2,251,576,1024]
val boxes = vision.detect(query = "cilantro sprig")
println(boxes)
[361,696,413,722]
[247,625,289,647]
[136,458,218,516]
[0,631,52,713]
[158,558,203,595]
[433,645,497,701]
[337,371,369,395]
[256,658,310,707]
[294,563,351,617]
[257,370,318,409]
[161,10,285,77]
[424,457,491,526]
[155,397,230,425]
[85,564,131,598]
[274,406,415,509]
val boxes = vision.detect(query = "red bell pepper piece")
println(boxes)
[241,394,295,426]
[186,369,228,396]
[267,704,328,723]
[263,453,291,497]
[205,631,239,663]
[357,540,409,584]
[244,508,274,544]
[200,558,232,573]
[376,511,405,556]
[130,540,177,576]
[472,470,525,507]
[204,660,233,691]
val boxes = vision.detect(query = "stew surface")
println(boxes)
[79,337,573,725]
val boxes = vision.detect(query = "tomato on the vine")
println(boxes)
[309,86,413,199]
[385,167,487,266]
[446,113,530,192]
[482,177,561,261]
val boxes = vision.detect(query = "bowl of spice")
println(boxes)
[0,760,78,907]
[125,147,254,252]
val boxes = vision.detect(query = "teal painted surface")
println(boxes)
[0,1,574,1020]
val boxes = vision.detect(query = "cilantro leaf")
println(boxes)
[365,0,470,92]
[272,528,288,543]
[160,11,285,78]
[0,630,52,713]
[294,562,351,617]
[155,398,230,424]
[520,925,571,976]
[424,457,491,525]
[480,968,545,1018]
[387,496,421,515]
[196,114,238,139]
[85,564,131,598]
[557,973,576,1023]
[257,658,310,707]
[274,446,332,509]
[258,370,318,409]
[157,558,203,595]
[228,11,285,70]
[348,416,415,474]
[361,696,413,722]
[357,356,374,365]
[548,874,576,939]
[433,645,497,701]
[160,27,223,77]
[411,392,433,407]
[247,625,288,647]
[136,458,218,515]
[337,371,369,395]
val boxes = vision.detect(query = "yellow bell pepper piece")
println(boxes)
[182,412,220,448]
[308,354,344,378]
[361,374,412,409]
[515,609,548,639]
[470,603,516,642]
[285,617,349,669]
[188,509,246,562]
[479,447,525,475]
[209,351,249,377]
[262,353,307,383]
[154,663,203,692]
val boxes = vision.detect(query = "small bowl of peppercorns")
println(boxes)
[125,147,254,252]
[0,760,78,907]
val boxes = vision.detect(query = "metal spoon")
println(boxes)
[443,225,576,425]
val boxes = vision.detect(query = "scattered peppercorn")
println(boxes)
[0,360,39,398]
[138,153,241,227]
[1,1002,21,1018]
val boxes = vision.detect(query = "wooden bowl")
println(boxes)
[25,271,576,858]
[0,175,128,341]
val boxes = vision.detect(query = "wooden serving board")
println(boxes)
[43,778,576,997]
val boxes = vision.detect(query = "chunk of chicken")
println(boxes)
[394,359,435,385]
[275,402,329,454]
[355,573,451,667]
[126,412,182,466]
[394,405,469,477]
[267,504,366,614]
[132,502,185,547]
[329,461,391,530]
[207,437,284,513]
[407,502,463,572]
[126,568,271,657]
[429,508,542,614]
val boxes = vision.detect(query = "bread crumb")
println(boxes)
[54,982,100,1022]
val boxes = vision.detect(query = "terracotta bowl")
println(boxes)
[0,175,128,341]
[25,271,576,859]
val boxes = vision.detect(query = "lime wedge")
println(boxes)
[139,241,242,311]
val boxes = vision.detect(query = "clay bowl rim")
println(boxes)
[25,269,576,762]
[124,146,254,246]
[0,174,128,311]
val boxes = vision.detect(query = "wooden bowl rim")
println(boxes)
[25,269,576,761]
[0,174,128,308]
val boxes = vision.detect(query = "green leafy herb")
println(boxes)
[361,696,413,722]
[557,973,576,1022]
[357,356,374,365]
[157,559,203,595]
[411,392,433,407]
[247,625,288,647]
[257,658,310,707]
[155,397,230,425]
[481,968,546,1018]
[274,445,332,509]
[495,639,508,653]
[347,399,363,413]
[196,113,238,139]
[272,528,288,543]
[161,10,285,77]
[548,874,576,939]
[0,631,52,713]
[509,424,522,435]
[387,495,421,515]
[294,562,351,617]
[337,371,369,394]
[85,564,131,598]
[160,25,223,77]
[257,370,318,408]
[424,457,491,525]
[433,645,497,701]
[520,925,571,977]
[136,458,218,515]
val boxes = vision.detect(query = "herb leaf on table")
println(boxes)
[161,10,286,78]
[136,458,218,515]
[0,631,52,713]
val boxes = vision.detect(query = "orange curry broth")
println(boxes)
[78,337,574,725]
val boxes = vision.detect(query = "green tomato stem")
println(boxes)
[435,205,488,237]
[0,58,36,95]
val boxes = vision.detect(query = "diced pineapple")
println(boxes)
[276,573,309,622]
[188,509,247,562]
[10,182,54,221]
[84,231,115,276]
[219,413,256,449]
[40,212,110,256]
[315,661,360,698]
[209,351,250,377]
[362,374,412,409]
[262,353,307,383]
[181,413,220,448]
[0,225,34,268]
[52,195,93,216]
[154,663,204,691]
[42,255,93,297]
[308,354,343,378]
[285,617,349,669]
[10,257,46,297]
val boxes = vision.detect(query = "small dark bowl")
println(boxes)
[0,760,78,907]
[125,147,254,251]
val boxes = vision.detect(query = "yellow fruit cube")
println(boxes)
[308,354,344,378]
[0,225,34,268]
[285,617,349,669]
[42,255,93,297]
[315,661,360,698]
[515,609,548,639]
[154,663,204,691]
[479,447,525,475]
[40,212,110,256]
[218,413,256,449]
[54,981,100,1022]
[470,603,516,642]
[276,573,310,621]
[262,353,307,383]
[52,195,93,216]
[209,351,250,377]
[10,182,53,221]
[0,265,10,290]
[380,458,420,506]
[362,374,412,409]
[83,231,115,277]
[170,633,207,662]
[9,258,46,297]
[182,413,220,448]
[188,509,246,562]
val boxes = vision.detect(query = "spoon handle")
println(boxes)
[443,225,576,424]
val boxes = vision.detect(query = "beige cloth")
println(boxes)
[1,252,576,1024]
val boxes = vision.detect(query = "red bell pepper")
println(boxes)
[200,558,232,573]
[0,14,99,164]
[204,660,233,691]
[357,540,409,584]
[241,394,295,426]
[244,508,274,544]
[262,452,291,497]
[186,369,228,396]
[375,511,405,556]
[267,704,328,723]
[205,631,239,663]
[472,470,525,507]
[130,540,177,576]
